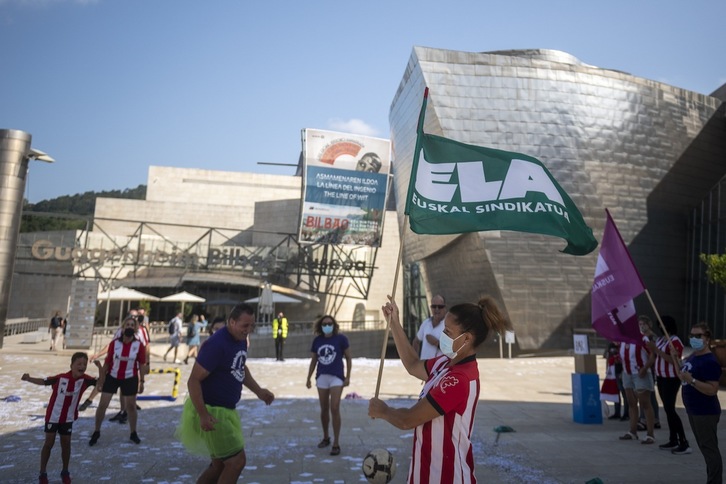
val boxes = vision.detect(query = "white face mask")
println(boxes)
[439,332,466,359]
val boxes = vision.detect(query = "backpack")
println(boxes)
[168,319,177,335]
[187,323,196,339]
[50,317,62,329]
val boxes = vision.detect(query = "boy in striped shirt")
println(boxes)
[21,352,104,484]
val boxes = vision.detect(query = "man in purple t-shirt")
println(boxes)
[177,303,274,483]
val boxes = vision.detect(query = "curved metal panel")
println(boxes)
[0,129,32,348]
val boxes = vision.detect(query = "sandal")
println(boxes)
[330,445,341,456]
[317,437,331,448]
[619,432,638,441]
[641,435,655,445]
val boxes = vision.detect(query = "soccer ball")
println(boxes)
[362,448,396,484]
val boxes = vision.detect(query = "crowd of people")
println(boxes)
[20,298,723,483]
[602,314,722,483]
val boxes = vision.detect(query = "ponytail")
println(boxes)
[449,296,511,347]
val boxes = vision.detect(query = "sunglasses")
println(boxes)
[689,333,705,338]
[430,305,445,310]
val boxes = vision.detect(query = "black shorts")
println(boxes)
[45,422,73,435]
[102,374,139,396]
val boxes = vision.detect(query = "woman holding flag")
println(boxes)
[368,295,510,483]
[646,315,689,454]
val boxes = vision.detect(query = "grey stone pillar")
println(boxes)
[0,130,33,349]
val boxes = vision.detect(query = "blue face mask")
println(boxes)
[439,332,466,359]
[322,324,334,335]
[690,337,705,351]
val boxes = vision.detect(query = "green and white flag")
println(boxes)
[405,89,597,256]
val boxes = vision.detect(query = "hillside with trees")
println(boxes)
[20,185,146,232]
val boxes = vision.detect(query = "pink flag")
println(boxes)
[591,210,645,344]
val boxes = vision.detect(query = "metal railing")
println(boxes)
[252,319,386,336]
[3,318,48,337]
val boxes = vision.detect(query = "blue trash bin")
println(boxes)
[572,373,602,424]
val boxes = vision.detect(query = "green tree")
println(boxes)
[700,253,726,290]
[20,184,146,232]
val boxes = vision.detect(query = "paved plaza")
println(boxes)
[0,333,722,483]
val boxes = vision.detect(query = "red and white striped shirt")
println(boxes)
[139,326,150,346]
[104,338,146,380]
[409,354,480,484]
[113,326,149,345]
[43,372,97,424]
[654,335,684,378]
[619,338,650,375]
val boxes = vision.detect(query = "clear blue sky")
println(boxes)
[1,0,724,203]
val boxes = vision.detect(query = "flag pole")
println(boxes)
[375,87,428,398]
[374,215,406,398]
[606,209,681,369]
[644,289,683,372]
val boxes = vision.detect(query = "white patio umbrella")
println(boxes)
[161,291,206,317]
[97,287,160,328]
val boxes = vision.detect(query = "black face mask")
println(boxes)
[124,328,136,338]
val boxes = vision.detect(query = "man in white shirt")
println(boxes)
[413,295,446,360]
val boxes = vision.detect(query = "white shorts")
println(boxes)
[316,374,344,389]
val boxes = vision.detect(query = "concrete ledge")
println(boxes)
[22,333,44,344]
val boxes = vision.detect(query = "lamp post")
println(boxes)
[0,129,54,349]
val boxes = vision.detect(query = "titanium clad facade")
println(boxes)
[389,47,726,350]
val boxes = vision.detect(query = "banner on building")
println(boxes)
[299,129,391,246]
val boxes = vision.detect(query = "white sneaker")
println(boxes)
[174,359,181,364]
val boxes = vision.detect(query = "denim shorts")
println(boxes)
[622,371,655,392]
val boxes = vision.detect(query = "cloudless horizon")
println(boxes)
[1,0,724,203]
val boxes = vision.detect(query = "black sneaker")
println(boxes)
[672,443,693,455]
[109,411,124,422]
[659,441,679,450]
[130,432,141,444]
[78,399,92,412]
[89,431,100,446]
[117,412,128,425]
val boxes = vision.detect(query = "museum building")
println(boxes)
[388,47,726,349]
[9,165,403,351]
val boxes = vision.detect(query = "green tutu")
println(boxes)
[175,398,245,459]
